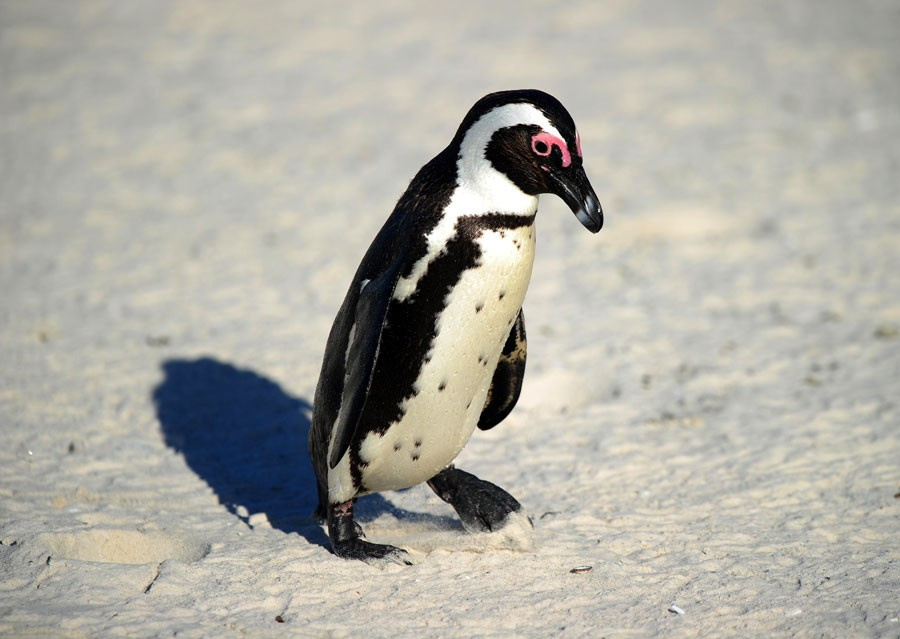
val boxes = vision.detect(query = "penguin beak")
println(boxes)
[546,164,604,233]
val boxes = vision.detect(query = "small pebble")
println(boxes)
[248,512,271,528]
[874,324,898,340]
[668,604,685,615]
[145,335,171,347]
[569,565,592,574]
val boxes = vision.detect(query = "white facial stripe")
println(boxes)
[393,102,551,302]
[458,102,563,193]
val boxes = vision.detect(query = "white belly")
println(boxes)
[357,223,536,493]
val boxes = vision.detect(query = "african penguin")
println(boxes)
[309,89,603,565]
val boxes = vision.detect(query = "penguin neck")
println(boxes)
[454,143,538,219]
[449,178,538,220]
[430,160,538,279]
[392,171,538,303]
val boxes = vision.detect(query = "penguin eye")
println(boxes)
[530,132,572,168]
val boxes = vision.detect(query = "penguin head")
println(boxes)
[452,89,603,233]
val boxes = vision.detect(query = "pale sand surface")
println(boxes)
[2,1,899,637]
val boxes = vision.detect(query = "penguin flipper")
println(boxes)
[328,267,401,469]
[478,308,527,430]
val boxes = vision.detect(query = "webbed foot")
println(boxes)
[332,537,413,566]
[427,466,532,533]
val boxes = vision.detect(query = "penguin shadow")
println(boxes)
[153,357,460,549]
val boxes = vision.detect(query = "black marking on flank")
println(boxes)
[499,290,506,300]
[411,453,420,462]
[475,302,484,313]
[311,142,466,491]
[358,213,535,438]
[393,442,402,452]
[438,380,447,392]
[414,438,422,448]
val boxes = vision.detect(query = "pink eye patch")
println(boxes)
[530,131,572,168]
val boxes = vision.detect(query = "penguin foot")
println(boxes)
[328,500,413,566]
[332,538,413,566]
[427,466,531,533]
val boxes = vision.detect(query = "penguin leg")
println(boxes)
[327,500,413,566]
[427,466,532,533]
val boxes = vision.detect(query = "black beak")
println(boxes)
[546,164,603,233]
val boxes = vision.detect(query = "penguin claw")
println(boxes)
[332,538,414,567]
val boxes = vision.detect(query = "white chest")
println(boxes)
[356,223,536,493]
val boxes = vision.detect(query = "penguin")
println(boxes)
[309,89,603,565]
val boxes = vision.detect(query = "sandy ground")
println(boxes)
[2,1,899,637]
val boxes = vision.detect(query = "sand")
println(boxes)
[1,1,898,637]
